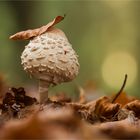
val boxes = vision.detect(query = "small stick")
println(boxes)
[112,74,128,103]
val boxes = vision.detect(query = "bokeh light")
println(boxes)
[102,51,138,89]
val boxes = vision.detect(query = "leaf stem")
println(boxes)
[112,74,128,103]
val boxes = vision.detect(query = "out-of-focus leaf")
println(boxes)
[125,100,140,118]
[78,86,86,104]
[99,112,140,139]
[112,92,132,107]
[0,87,37,118]
[94,96,120,121]
[51,93,71,103]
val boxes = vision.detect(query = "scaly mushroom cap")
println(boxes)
[21,27,79,85]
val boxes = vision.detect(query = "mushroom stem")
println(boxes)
[39,79,49,103]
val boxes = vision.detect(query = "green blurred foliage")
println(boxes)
[0,1,140,96]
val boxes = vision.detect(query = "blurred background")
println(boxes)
[0,0,140,97]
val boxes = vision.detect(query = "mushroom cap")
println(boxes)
[21,27,80,85]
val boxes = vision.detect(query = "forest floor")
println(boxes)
[0,81,140,140]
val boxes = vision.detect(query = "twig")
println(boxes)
[112,74,128,103]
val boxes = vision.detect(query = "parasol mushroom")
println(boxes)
[9,16,80,103]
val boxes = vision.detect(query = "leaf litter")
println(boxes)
[0,74,140,139]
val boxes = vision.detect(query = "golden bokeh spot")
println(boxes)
[102,51,137,89]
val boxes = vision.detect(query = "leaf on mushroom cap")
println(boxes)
[9,15,65,40]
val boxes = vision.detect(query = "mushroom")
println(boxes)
[10,16,80,103]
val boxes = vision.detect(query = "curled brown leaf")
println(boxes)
[112,92,132,107]
[9,16,65,40]
[0,108,107,140]
[94,96,120,121]
[78,87,86,104]
[51,93,71,103]
[124,100,140,118]
[99,113,140,139]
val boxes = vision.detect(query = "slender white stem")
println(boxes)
[39,79,49,103]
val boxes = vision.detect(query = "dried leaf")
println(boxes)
[18,105,39,119]
[124,100,140,118]
[94,96,120,121]
[78,87,86,104]
[112,92,132,107]
[99,113,140,139]
[83,81,103,101]
[111,74,130,107]
[51,93,71,103]
[67,96,121,123]
[0,108,106,140]
[11,87,37,106]
[65,102,97,123]
[9,15,65,40]
[0,115,45,139]
[0,87,37,118]
[116,108,130,121]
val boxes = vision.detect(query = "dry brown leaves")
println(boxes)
[0,87,37,119]
[99,114,140,139]
[0,114,45,139]
[51,93,71,103]
[0,85,140,139]
[0,108,108,140]
[125,100,140,118]
[94,96,120,121]
[112,92,134,107]
[9,15,65,40]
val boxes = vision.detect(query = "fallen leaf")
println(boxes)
[66,102,96,123]
[11,87,37,106]
[0,108,107,140]
[83,80,103,101]
[78,86,86,104]
[0,87,37,118]
[116,108,130,121]
[94,96,120,121]
[9,15,65,40]
[112,92,132,107]
[99,112,140,139]
[51,93,71,103]
[111,74,132,107]
[0,114,45,139]
[124,100,140,118]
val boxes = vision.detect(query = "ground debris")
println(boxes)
[99,113,140,139]
[93,96,120,121]
[124,100,140,118]
[0,108,109,140]
[51,93,71,103]
[0,87,37,118]
[0,86,140,139]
